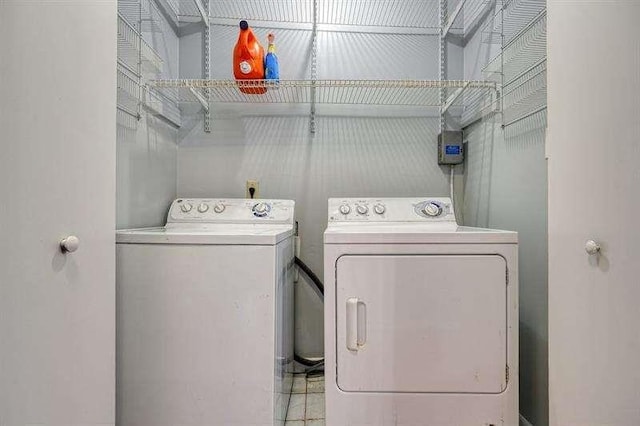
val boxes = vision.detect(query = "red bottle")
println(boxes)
[233,20,266,94]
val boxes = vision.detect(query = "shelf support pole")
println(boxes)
[203,0,211,132]
[310,0,318,134]
[439,0,448,133]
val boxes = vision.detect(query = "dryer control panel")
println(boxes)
[167,198,295,224]
[328,198,456,223]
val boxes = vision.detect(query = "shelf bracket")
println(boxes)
[189,87,210,113]
[442,81,470,114]
[443,0,467,37]
[193,0,210,27]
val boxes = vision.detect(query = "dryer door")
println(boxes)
[336,254,508,394]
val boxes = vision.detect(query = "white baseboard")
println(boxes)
[519,414,533,426]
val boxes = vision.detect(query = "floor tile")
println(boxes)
[305,392,325,420]
[306,420,325,426]
[284,422,305,426]
[292,375,307,394]
[306,378,324,393]
[286,393,306,421]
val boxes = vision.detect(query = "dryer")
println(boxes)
[116,198,295,426]
[324,197,518,426]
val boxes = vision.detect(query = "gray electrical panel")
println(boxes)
[438,131,464,165]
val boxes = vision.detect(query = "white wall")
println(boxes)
[117,0,179,229]
[117,113,178,228]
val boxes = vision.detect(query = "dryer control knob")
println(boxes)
[423,202,442,217]
[374,204,386,215]
[180,203,193,213]
[339,204,351,215]
[253,202,270,217]
[356,204,369,215]
[197,203,209,213]
[213,203,225,214]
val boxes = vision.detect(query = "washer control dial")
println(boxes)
[373,204,386,215]
[252,202,271,217]
[339,204,351,215]
[423,202,443,217]
[213,203,225,214]
[180,203,193,213]
[356,204,369,215]
[197,203,209,213]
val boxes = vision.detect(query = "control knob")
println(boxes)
[213,203,225,214]
[180,203,193,213]
[423,202,442,217]
[356,204,369,215]
[252,202,270,217]
[373,204,386,215]
[198,203,209,213]
[339,204,351,215]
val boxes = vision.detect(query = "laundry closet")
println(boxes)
[115,0,546,423]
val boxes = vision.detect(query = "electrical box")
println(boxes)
[438,131,464,165]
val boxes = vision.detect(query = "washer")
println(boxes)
[116,198,295,426]
[324,197,518,426]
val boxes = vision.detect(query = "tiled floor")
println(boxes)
[285,374,325,426]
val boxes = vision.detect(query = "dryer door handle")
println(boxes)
[346,298,367,351]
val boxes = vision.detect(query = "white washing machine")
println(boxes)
[116,198,295,426]
[324,198,518,426]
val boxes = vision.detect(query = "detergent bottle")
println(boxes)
[264,33,280,84]
[233,20,267,94]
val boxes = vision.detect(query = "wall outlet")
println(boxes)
[246,180,260,199]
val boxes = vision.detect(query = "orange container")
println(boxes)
[233,20,267,94]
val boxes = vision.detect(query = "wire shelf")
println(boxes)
[502,10,545,84]
[502,59,546,127]
[117,13,164,74]
[144,86,183,127]
[170,0,450,29]
[318,0,440,29]
[148,79,497,111]
[117,63,140,118]
[161,0,208,24]
[502,0,545,44]
[446,0,499,35]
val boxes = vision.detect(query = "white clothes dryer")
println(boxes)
[324,197,518,426]
[116,199,295,426]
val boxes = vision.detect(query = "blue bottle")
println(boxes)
[265,33,280,83]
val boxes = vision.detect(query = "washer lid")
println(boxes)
[116,224,294,245]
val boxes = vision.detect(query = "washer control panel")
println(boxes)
[167,199,295,224]
[328,198,456,223]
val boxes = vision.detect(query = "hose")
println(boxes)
[295,256,324,296]
[293,256,325,372]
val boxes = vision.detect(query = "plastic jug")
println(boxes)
[233,20,266,94]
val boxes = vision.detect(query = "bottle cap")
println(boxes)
[239,20,249,30]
